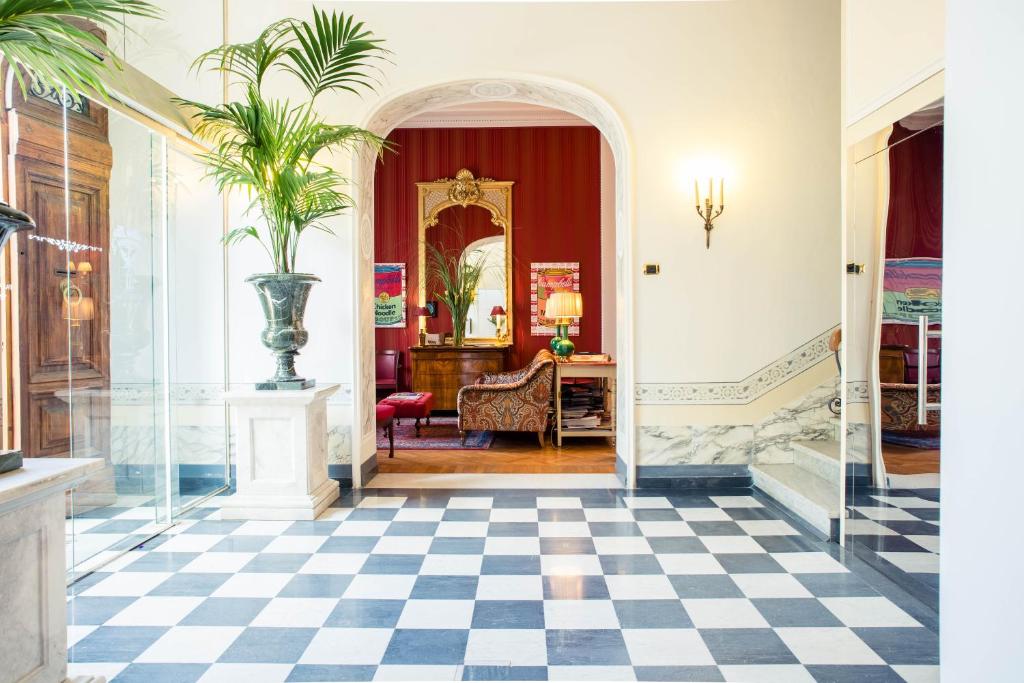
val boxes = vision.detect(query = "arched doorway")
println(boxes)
[350,77,635,487]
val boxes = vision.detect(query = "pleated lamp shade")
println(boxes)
[544,291,582,319]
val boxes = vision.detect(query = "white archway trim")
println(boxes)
[350,75,636,487]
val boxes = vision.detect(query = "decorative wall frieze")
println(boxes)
[635,326,839,405]
[846,381,870,404]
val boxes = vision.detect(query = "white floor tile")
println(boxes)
[198,663,293,683]
[539,522,591,538]
[906,535,940,554]
[890,665,940,683]
[699,536,765,554]
[300,627,394,665]
[621,628,714,665]
[736,520,800,536]
[343,574,416,600]
[544,599,620,629]
[435,521,489,537]
[537,496,583,509]
[732,574,813,599]
[211,573,294,598]
[547,665,636,680]
[96,551,148,573]
[153,534,224,553]
[466,629,548,666]
[483,537,541,555]
[333,521,391,536]
[853,506,918,522]
[583,508,634,522]
[419,554,483,576]
[67,624,98,646]
[316,508,354,521]
[446,497,493,509]
[80,572,173,597]
[397,599,474,628]
[489,509,538,523]
[676,508,732,522]
[476,575,543,600]
[844,519,899,536]
[819,597,922,627]
[710,496,763,508]
[262,536,326,554]
[592,537,652,555]
[297,553,367,575]
[775,627,884,665]
[877,552,940,574]
[771,552,849,574]
[373,665,459,680]
[719,665,816,682]
[869,495,940,509]
[66,663,127,681]
[106,596,205,626]
[637,521,694,537]
[371,536,434,554]
[393,508,445,522]
[655,553,725,575]
[604,575,677,600]
[356,496,406,508]
[623,496,672,509]
[232,521,292,536]
[251,597,338,628]
[135,626,242,662]
[681,599,770,628]
[181,552,257,574]
[541,554,604,576]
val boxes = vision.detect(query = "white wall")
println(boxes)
[942,1,1024,677]
[844,0,944,124]
[120,0,840,450]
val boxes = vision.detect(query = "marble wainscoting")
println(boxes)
[636,425,755,487]
[847,421,872,464]
[752,376,839,464]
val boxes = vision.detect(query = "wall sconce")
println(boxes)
[694,177,725,249]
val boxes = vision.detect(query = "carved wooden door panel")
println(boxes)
[9,85,111,458]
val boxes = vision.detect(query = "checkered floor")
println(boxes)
[847,488,940,605]
[66,488,938,682]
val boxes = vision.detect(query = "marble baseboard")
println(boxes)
[636,465,752,489]
[637,425,754,466]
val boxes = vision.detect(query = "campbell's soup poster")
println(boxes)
[531,262,580,335]
[374,263,406,328]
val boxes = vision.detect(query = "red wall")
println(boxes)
[374,126,602,390]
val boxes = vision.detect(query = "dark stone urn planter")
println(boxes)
[247,273,320,390]
[0,200,34,473]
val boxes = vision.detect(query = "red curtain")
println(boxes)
[881,123,943,349]
[374,127,603,390]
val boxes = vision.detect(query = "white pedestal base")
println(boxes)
[220,384,340,521]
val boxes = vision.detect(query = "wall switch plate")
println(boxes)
[643,264,660,275]
[846,262,865,274]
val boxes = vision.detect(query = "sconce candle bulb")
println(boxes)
[694,176,725,249]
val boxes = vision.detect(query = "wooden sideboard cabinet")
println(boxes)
[410,346,509,410]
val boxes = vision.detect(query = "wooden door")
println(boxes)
[5,79,112,459]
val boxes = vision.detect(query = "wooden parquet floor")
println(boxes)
[377,431,616,473]
[883,444,941,475]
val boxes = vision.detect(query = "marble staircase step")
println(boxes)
[791,440,841,486]
[751,462,839,540]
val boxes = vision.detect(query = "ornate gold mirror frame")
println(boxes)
[416,169,514,346]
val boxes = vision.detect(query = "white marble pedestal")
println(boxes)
[0,457,103,683]
[220,384,340,520]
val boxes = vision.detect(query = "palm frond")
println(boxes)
[0,0,161,99]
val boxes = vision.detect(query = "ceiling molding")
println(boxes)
[397,101,591,129]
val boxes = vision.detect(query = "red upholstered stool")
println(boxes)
[380,392,435,437]
[375,403,396,458]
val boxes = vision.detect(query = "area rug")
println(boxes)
[377,415,494,450]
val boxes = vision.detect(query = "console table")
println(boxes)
[410,346,509,410]
[554,360,617,447]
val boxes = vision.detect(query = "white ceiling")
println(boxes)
[396,101,592,129]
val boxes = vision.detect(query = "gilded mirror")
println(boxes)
[417,169,513,346]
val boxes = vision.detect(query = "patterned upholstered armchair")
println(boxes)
[457,349,556,446]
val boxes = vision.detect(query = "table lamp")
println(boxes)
[412,305,432,345]
[544,291,582,360]
[489,305,507,339]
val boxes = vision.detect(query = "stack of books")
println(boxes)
[560,382,608,430]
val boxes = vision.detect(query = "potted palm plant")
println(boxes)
[179,9,390,389]
[0,0,158,474]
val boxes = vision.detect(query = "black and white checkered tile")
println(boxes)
[67,489,938,682]
[847,488,940,601]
